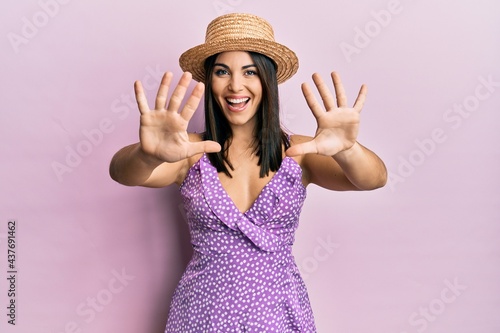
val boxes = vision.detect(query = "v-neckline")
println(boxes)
[214,156,290,215]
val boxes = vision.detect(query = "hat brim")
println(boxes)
[179,38,299,84]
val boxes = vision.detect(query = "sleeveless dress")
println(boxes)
[165,153,317,332]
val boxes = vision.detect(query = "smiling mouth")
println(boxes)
[226,97,250,110]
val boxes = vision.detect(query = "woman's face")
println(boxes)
[211,51,263,129]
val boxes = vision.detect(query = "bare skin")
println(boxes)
[109,51,387,212]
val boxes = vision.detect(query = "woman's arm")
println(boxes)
[110,142,169,187]
[110,138,201,188]
[294,136,386,190]
[331,141,387,190]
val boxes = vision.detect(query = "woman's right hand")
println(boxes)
[135,71,221,163]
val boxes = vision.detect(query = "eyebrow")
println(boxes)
[214,63,257,69]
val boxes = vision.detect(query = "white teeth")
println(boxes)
[227,98,249,104]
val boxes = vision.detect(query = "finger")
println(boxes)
[301,82,325,119]
[312,73,336,111]
[166,72,193,112]
[353,84,368,113]
[154,72,173,110]
[179,81,205,122]
[134,80,150,115]
[285,141,318,157]
[331,71,348,108]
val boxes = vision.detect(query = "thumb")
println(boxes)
[202,140,222,153]
[286,141,318,157]
[187,140,221,156]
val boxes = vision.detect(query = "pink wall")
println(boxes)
[1,0,499,332]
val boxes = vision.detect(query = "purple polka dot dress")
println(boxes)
[165,154,317,332]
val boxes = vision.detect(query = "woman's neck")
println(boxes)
[229,123,257,150]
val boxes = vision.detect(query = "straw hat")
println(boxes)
[179,13,298,84]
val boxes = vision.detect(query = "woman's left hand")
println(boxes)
[286,71,367,157]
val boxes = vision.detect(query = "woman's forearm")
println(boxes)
[109,143,164,186]
[333,142,387,190]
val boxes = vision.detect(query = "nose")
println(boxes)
[228,73,243,92]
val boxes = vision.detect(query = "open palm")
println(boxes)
[287,72,366,157]
[135,72,221,163]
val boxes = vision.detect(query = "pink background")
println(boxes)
[1,0,499,332]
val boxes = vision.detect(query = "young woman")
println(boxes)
[110,13,386,333]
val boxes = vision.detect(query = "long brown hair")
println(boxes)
[203,51,290,178]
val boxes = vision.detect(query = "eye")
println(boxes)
[245,70,258,76]
[214,68,229,76]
